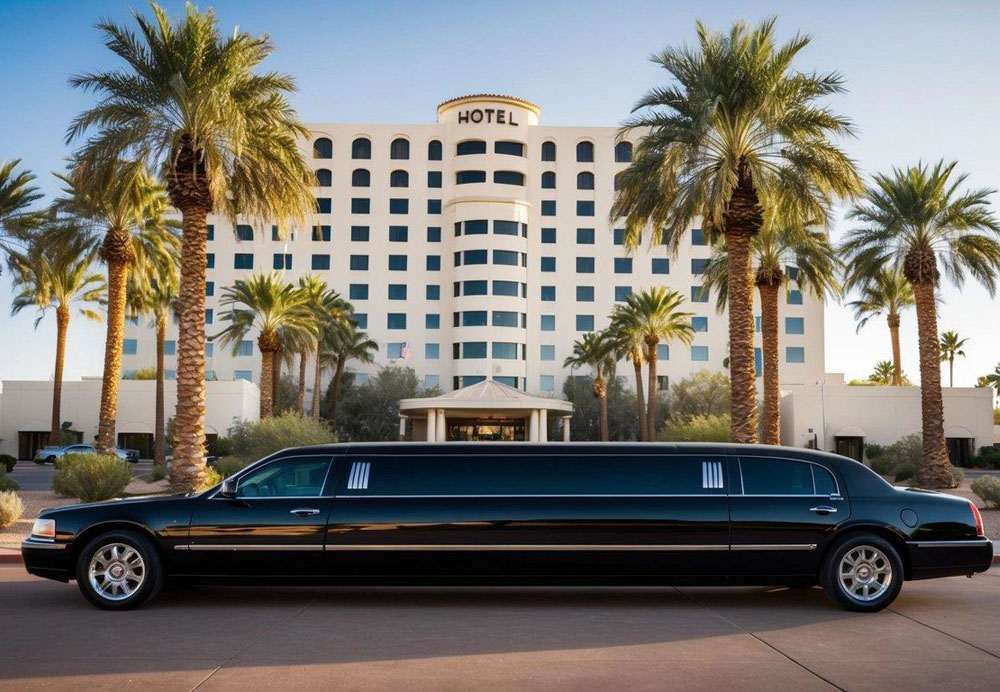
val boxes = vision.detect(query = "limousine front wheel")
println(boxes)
[75,531,163,610]
[821,533,903,612]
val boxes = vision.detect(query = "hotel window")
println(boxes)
[495,140,525,156]
[236,224,253,241]
[388,255,407,271]
[349,255,368,270]
[462,342,488,359]
[541,256,556,272]
[349,284,368,300]
[539,375,555,392]
[313,137,332,159]
[494,220,518,236]
[206,282,214,297]
[755,316,762,332]
[425,313,440,329]
[353,313,368,329]
[390,170,409,187]
[236,340,253,356]
[315,168,332,186]
[461,311,488,327]
[426,284,440,300]
[541,171,556,188]
[657,376,669,391]
[351,168,370,187]
[205,309,213,324]
[426,255,441,271]
[576,257,595,273]
[614,258,633,274]
[749,347,760,377]
[463,280,488,295]
[427,199,441,214]
[315,197,331,214]
[652,258,670,274]
[427,226,441,242]
[540,286,556,301]
[464,249,488,265]
[494,170,525,185]
[691,258,709,275]
[576,141,594,162]
[576,228,595,244]
[786,317,805,335]
[389,198,408,214]
[234,253,253,269]
[205,370,217,381]
[388,225,408,242]
[270,226,280,241]
[576,315,595,331]
[691,228,707,245]
[461,219,488,235]
[312,225,331,241]
[428,139,442,160]
[614,141,633,163]
[390,138,409,160]
[387,284,407,300]
[657,344,669,360]
[786,265,800,281]
[692,316,708,332]
[691,285,708,303]
[424,374,440,388]
[234,370,253,382]
[351,137,371,159]
[205,343,214,358]
[456,140,487,156]
[273,253,293,270]
[165,370,176,380]
[541,200,556,216]
[493,250,519,266]
[540,345,555,361]
[788,289,803,305]
[786,346,806,363]
[492,342,519,360]
[425,343,440,359]
[122,338,138,355]
[387,342,405,359]
[541,140,556,161]
[691,346,709,362]
[493,311,519,327]
[387,313,406,330]
[351,198,370,214]
[576,201,595,216]
[456,170,486,185]
[614,286,632,302]
[206,253,215,268]
[576,286,594,302]
[493,280,518,296]
[576,172,594,190]
[541,228,556,243]
[427,171,442,188]
[206,224,214,241]
[351,225,369,241]
[540,314,555,331]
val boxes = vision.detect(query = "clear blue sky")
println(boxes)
[1,0,998,387]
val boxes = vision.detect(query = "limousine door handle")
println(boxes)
[290,508,321,517]
[809,506,837,515]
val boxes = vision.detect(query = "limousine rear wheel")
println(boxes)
[821,533,902,612]
[75,530,163,610]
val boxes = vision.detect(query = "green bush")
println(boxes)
[0,491,23,529]
[868,454,897,475]
[0,470,19,492]
[146,465,168,482]
[864,443,885,460]
[52,453,133,502]
[210,436,235,458]
[971,476,1000,509]
[658,414,731,442]
[0,454,16,473]
[200,467,223,491]
[227,412,335,464]
[974,446,1000,470]
[213,457,250,479]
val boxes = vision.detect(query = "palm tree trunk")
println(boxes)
[297,352,307,414]
[758,282,781,445]
[96,256,129,456]
[888,312,903,386]
[949,358,954,388]
[725,229,759,443]
[645,337,658,441]
[153,314,167,468]
[258,333,278,419]
[330,352,347,422]
[50,305,70,444]
[272,348,282,412]
[311,349,323,421]
[633,357,647,442]
[912,280,954,488]
[595,376,609,442]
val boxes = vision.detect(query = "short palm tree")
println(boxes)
[619,288,694,439]
[869,360,898,386]
[612,18,861,443]
[842,161,1000,488]
[607,309,648,441]
[980,364,1000,402]
[297,276,352,421]
[939,330,968,388]
[0,159,43,262]
[845,267,914,386]
[701,223,840,444]
[564,331,617,441]
[68,3,314,489]
[215,273,317,418]
[9,225,106,443]
[322,321,378,422]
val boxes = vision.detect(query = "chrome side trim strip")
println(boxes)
[909,539,992,548]
[336,494,729,499]
[176,544,325,551]
[324,544,731,552]
[730,544,817,551]
[21,539,67,550]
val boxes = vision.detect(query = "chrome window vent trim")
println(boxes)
[702,460,723,489]
[347,461,370,490]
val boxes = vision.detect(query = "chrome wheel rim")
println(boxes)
[88,543,145,601]
[838,545,892,602]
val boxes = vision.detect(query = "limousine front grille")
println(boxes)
[702,461,723,490]
[347,462,370,490]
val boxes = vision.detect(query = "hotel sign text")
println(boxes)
[457,108,519,125]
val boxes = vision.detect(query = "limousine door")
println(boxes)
[325,453,730,581]
[727,456,849,579]
[181,455,336,577]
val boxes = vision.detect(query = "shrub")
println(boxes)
[864,443,885,460]
[971,476,1000,509]
[868,455,897,476]
[227,412,335,464]
[0,491,23,529]
[0,470,19,492]
[213,457,250,479]
[210,436,235,458]
[199,467,223,491]
[0,454,16,473]
[52,453,133,502]
[658,414,731,442]
[146,465,168,482]
[974,446,1000,470]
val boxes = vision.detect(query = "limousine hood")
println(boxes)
[39,492,193,517]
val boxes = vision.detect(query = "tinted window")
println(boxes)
[236,456,330,498]
[740,458,815,495]
[813,465,839,496]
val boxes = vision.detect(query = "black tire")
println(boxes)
[75,530,163,610]
[820,533,903,612]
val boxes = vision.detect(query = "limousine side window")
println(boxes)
[236,457,331,498]
[812,465,839,496]
[739,458,815,495]
[341,456,726,496]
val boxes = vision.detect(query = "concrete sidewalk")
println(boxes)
[0,565,997,691]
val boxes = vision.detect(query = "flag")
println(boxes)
[401,342,410,359]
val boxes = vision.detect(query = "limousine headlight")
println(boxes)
[31,518,55,540]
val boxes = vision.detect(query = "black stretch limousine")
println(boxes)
[22,443,992,611]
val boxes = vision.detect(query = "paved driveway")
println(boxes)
[0,566,997,691]
[6,460,152,491]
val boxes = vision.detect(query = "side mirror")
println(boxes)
[219,477,238,499]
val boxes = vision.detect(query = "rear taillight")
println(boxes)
[969,501,985,538]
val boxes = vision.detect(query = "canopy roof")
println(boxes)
[399,379,573,414]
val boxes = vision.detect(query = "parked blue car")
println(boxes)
[33,444,140,464]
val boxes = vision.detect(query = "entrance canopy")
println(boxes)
[399,379,574,442]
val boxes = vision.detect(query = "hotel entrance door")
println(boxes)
[448,419,526,441]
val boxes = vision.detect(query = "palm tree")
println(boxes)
[0,159,43,262]
[869,360,898,386]
[980,365,1000,402]
[57,163,177,455]
[297,276,351,421]
[608,309,648,441]
[564,332,617,441]
[845,267,914,386]
[9,225,106,443]
[611,18,862,443]
[618,288,694,439]
[701,224,840,444]
[67,3,314,489]
[215,273,317,418]
[323,321,378,422]
[939,330,968,388]
[843,161,1000,488]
